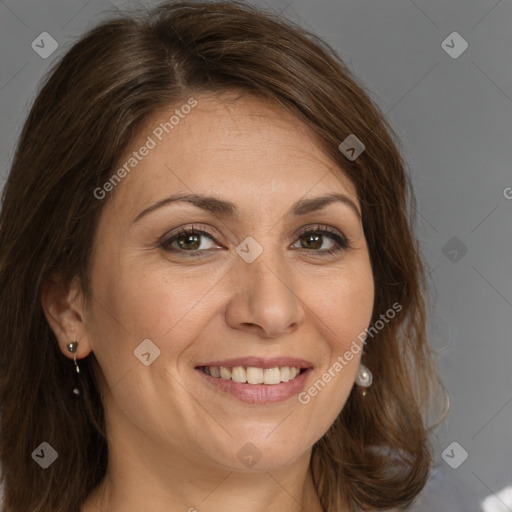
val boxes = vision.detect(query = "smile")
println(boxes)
[200,366,305,385]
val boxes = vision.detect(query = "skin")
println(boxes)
[42,90,375,512]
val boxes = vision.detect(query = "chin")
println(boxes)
[208,433,314,472]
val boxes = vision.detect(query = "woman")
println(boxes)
[0,1,446,511]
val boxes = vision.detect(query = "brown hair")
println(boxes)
[0,1,446,511]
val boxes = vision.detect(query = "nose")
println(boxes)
[224,247,305,339]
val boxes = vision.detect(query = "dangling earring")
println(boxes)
[355,363,372,396]
[66,341,80,396]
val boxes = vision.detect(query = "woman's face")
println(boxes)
[83,91,374,471]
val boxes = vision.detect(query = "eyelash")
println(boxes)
[159,224,351,257]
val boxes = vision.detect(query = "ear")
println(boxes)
[41,274,93,360]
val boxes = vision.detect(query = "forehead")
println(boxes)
[110,91,358,217]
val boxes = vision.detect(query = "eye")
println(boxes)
[160,223,351,257]
[291,224,351,255]
[160,225,221,255]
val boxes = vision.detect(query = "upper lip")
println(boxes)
[195,357,313,369]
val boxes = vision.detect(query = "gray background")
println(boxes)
[1,0,511,510]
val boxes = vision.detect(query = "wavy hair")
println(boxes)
[0,1,446,511]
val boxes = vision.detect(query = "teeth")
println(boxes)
[231,366,246,383]
[246,367,263,384]
[263,367,281,385]
[280,366,290,382]
[220,367,231,380]
[203,365,303,385]
[209,366,221,378]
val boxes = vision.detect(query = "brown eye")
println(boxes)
[161,226,220,254]
[293,225,350,255]
[173,232,202,251]
[300,232,330,250]
[160,224,350,257]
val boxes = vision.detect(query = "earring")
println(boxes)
[66,341,81,396]
[355,363,372,396]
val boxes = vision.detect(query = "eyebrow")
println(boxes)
[132,192,361,223]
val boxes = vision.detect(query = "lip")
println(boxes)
[195,357,313,370]
[196,367,312,404]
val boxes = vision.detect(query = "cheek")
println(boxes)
[295,265,374,428]
[307,263,374,351]
[85,267,203,425]
[94,263,207,341]
[83,261,188,392]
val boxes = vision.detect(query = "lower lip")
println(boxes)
[196,368,312,404]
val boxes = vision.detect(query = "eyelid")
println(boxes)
[159,224,222,247]
[295,223,347,241]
